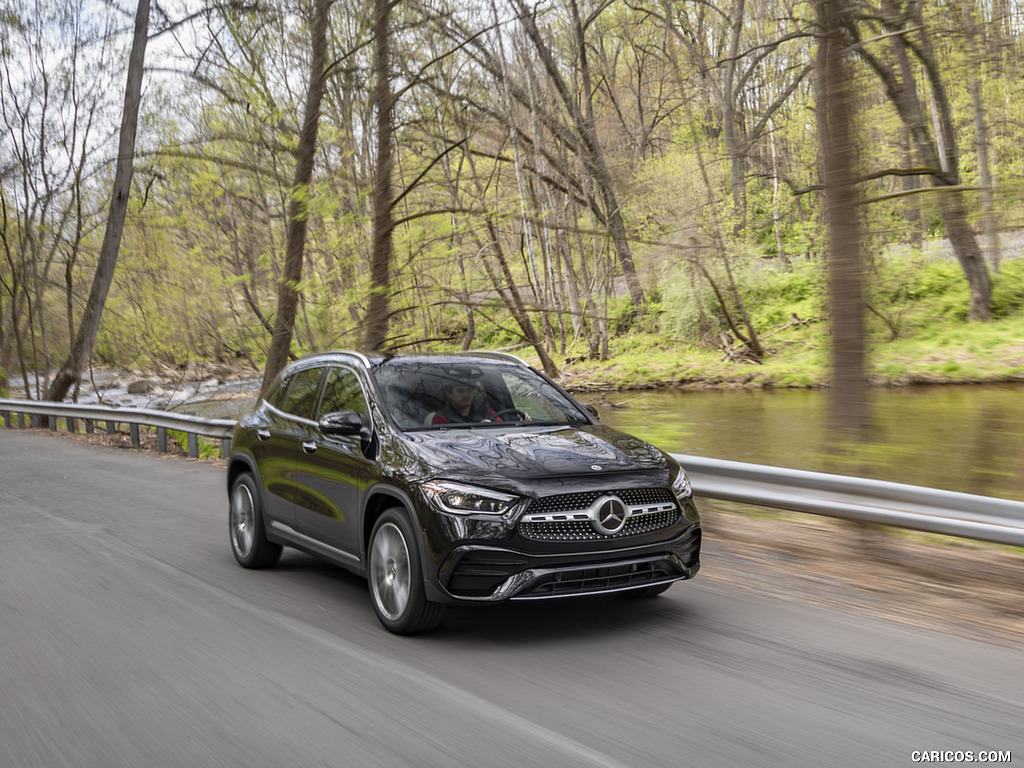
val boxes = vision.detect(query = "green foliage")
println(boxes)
[873,258,971,326]
[166,430,221,460]
[660,252,824,343]
[608,296,640,334]
[992,260,1024,317]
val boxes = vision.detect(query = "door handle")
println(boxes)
[256,429,271,441]
[301,441,318,454]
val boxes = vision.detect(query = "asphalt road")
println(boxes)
[1,430,1021,768]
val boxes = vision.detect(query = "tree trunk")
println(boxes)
[481,220,559,379]
[963,0,1001,271]
[259,0,331,396]
[722,0,748,236]
[861,2,992,320]
[817,0,868,436]
[362,0,395,352]
[45,0,150,402]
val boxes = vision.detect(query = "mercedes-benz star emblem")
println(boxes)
[592,495,628,535]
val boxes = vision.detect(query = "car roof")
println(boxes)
[282,350,530,372]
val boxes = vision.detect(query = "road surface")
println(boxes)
[1,430,1020,767]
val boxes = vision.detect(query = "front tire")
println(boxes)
[230,473,282,569]
[368,508,445,634]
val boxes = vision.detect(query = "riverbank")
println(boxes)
[548,314,1024,392]
[550,252,1024,392]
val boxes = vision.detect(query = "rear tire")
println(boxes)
[368,508,445,634]
[230,473,283,569]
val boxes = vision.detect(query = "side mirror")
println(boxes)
[582,403,599,419]
[319,410,363,436]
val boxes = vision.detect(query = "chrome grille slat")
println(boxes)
[527,487,675,515]
[520,488,680,541]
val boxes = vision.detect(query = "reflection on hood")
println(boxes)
[410,425,667,480]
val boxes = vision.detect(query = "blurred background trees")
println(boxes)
[2,0,1023,398]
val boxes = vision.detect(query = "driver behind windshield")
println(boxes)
[431,376,497,425]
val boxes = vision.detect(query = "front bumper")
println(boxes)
[426,523,701,603]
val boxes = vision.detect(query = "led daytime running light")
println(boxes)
[671,470,692,500]
[422,481,518,515]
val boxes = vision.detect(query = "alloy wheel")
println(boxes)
[231,483,256,559]
[370,522,411,621]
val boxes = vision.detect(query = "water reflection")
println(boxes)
[591,385,1024,502]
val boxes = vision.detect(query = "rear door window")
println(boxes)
[282,367,325,421]
[266,378,288,409]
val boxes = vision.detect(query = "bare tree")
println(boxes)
[260,0,333,395]
[851,0,992,321]
[655,0,811,237]
[962,0,1001,271]
[509,0,646,310]
[46,0,151,402]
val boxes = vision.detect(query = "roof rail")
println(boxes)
[454,350,529,366]
[320,350,373,367]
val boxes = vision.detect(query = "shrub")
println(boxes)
[992,260,1024,317]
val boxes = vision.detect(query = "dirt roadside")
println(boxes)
[701,504,1024,648]
[8,426,1024,649]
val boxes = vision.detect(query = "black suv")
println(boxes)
[227,351,701,633]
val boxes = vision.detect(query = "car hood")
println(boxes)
[401,424,670,484]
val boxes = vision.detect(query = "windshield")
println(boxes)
[372,360,591,430]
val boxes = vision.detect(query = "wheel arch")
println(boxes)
[227,453,259,497]
[363,487,415,551]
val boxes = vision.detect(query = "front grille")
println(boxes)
[521,507,680,541]
[520,488,680,542]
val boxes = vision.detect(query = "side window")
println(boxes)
[319,367,368,420]
[266,377,289,409]
[282,367,325,420]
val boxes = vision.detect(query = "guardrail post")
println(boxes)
[130,423,140,448]
[221,439,230,459]
[31,414,40,428]
[66,417,75,433]
[157,427,167,452]
[188,433,199,459]
[18,412,25,429]
[50,415,57,432]
[106,420,116,435]
[85,419,94,434]
[2,411,10,428]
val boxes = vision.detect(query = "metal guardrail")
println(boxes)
[672,453,1024,548]
[0,397,235,459]
[2,397,1022,547]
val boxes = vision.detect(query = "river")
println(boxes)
[593,385,1024,503]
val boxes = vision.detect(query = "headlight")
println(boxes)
[422,481,519,515]
[671,469,692,501]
